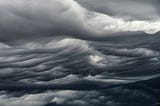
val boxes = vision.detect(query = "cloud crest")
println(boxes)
[0,0,160,43]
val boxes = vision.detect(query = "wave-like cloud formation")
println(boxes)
[87,13,160,34]
[0,87,157,106]
[0,37,160,90]
[0,1,160,106]
[0,0,160,43]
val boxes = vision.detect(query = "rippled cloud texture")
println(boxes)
[0,0,160,106]
[0,0,160,42]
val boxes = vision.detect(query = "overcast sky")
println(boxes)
[0,0,160,44]
[76,0,160,20]
[0,1,160,106]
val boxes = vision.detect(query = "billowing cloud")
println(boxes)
[0,87,157,106]
[0,0,160,43]
[76,0,160,20]
[0,0,160,106]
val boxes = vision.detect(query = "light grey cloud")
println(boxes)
[76,0,160,20]
[0,0,160,44]
[0,0,92,42]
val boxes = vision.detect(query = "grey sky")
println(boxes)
[0,0,160,44]
[76,0,160,20]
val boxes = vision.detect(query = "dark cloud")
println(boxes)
[75,0,160,20]
[0,0,159,44]
[0,86,158,106]
[0,0,160,106]
[0,37,160,91]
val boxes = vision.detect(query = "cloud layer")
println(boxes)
[0,0,160,106]
[0,0,160,43]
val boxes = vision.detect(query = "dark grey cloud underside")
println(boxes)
[0,0,160,106]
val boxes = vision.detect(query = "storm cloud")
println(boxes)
[0,0,160,43]
[0,0,160,106]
